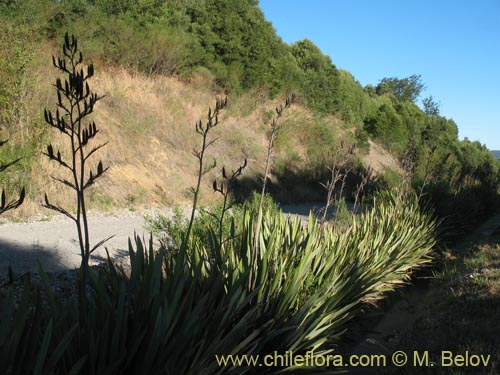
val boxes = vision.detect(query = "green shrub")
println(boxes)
[376,167,403,191]
[364,102,407,155]
[143,191,437,364]
[354,127,370,153]
[176,190,437,362]
[332,197,353,229]
[145,192,279,251]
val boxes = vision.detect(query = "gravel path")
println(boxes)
[0,208,178,276]
[0,204,320,277]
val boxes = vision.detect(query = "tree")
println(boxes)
[335,70,370,125]
[376,74,425,103]
[187,0,286,91]
[290,39,340,113]
[422,95,440,116]
[364,102,406,154]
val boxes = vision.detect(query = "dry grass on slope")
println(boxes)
[3,61,270,219]
[4,52,401,220]
[83,67,277,210]
[364,139,402,174]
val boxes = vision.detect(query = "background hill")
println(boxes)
[0,0,499,229]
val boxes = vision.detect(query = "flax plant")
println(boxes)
[0,190,436,374]
[320,140,355,222]
[250,94,295,291]
[43,33,109,320]
[212,158,247,247]
[199,190,437,363]
[182,97,227,252]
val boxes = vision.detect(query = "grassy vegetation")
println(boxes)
[383,216,500,374]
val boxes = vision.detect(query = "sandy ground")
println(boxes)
[0,205,316,276]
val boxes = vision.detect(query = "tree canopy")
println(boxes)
[1,0,499,226]
[376,74,425,103]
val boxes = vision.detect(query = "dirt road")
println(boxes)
[0,204,319,276]
[0,208,175,276]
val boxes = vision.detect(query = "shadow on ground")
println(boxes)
[279,202,325,220]
[0,238,72,277]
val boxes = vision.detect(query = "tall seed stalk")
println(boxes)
[352,166,373,213]
[182,97,227,252]
[43,33,109,321]
[0,135,24,282]
[249,94,295,290]
[212,159,247,246]
[0,136,25,215]
[320,140,354,222]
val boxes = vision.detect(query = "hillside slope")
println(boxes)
[2,0,497,228]
[7,61,398,219]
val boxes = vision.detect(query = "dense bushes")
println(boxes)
[0,0,319,96]
[289,39,339,113]
[364,102,407,155]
